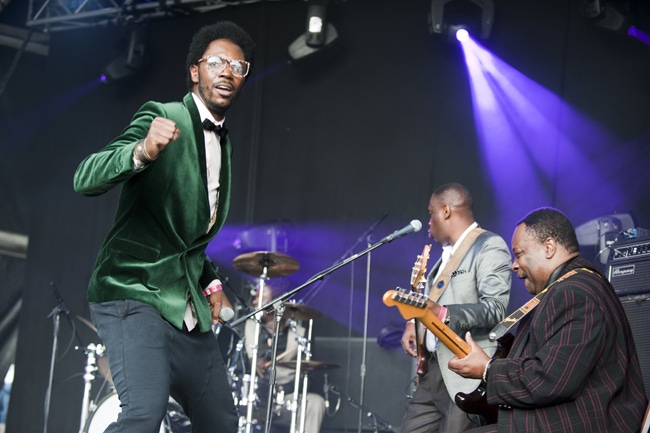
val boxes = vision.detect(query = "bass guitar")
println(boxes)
[382,288,510,425]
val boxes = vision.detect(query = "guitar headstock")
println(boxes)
[410,244,432,292]
[382,288,429,320]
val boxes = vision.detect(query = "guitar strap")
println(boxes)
[489,267,597,341]
[428,227,486,302]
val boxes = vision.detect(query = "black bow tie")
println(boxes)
[202,119,228,139]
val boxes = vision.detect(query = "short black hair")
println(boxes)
[433,182,473,211]
[185,21,256,90]
[518,207,579,253]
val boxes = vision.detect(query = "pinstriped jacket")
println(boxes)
[486,257,648,432]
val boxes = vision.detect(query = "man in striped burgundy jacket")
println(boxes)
[448,207,647,433]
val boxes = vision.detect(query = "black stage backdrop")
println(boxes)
[1,1,649,432]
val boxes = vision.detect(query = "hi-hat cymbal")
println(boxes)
[232,251,300,278]
[97,356,113,384]
[276,360,340,371]
[284,302,322,321]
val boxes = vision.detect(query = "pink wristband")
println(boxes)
[437,306,448,322]
[203,283,223,297]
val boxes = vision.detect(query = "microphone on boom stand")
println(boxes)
[379,220,422,243]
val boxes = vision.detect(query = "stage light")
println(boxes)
[288,0,338,61]
[101,27,149,84]
[454,26,470,41]
[579,0,632,33]
[628,25,650,46]
[305,0,328,47]
[429,0,495,40]
[579,1,650,46]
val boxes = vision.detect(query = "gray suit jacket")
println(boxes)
[429,230,512,399]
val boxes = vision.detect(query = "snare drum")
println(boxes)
[84,392,189,433]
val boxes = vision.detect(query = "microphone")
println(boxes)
[214,306,235,336]
[380,220,422,243]
[219,306,235,322]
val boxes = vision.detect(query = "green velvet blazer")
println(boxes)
[73,93,231,332]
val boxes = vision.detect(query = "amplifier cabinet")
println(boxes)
[607,238,650,296]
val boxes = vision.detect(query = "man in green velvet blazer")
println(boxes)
[73,21,255,433]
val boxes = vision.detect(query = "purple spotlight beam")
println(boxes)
[628,26,650,46]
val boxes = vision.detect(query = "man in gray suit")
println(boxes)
[399,183,511,433]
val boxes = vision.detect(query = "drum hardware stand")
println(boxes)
[227,337,246,397]
[230,222,415,433]
[296,319,313,433]
[346,395,396,433]
[261,300,286,433]
[243,269,270,433]
[322,373,341,417]
[286,318,306,433]
[78,343,105,433]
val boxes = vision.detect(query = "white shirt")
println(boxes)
[191,92,224,233]
[184,94,226,331]
[425,221,479,352]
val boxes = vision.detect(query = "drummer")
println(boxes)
[244,284,325,433]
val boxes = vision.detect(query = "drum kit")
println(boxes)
[77,250,339,433]
[227,251,339,433]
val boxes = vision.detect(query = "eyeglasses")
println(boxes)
[197,55,250,78]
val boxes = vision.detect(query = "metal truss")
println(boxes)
[23,0,265,33]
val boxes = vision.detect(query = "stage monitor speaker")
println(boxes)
[618,293,650,400]
[311,337,413,432]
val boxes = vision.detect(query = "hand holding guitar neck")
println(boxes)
[384,288,471,358]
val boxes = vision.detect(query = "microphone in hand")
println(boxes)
[214,306,235,336]
[219,306,235,322]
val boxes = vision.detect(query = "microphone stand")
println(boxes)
[44,303,63,433]
[300,213,387,306]
[230,227,411,433]
[357,237,372,433]
[44,282,77,433]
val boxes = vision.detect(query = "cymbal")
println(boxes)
[232,251,300,278]
[276,360,340,371]
[77,315,97,332]
[284,302,322,321]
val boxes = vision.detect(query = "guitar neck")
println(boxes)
[383,289,471,358]
[419,310,471,358]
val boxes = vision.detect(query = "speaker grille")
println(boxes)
[619,293,650,400]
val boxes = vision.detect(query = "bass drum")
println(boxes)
[84,392,191,433]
